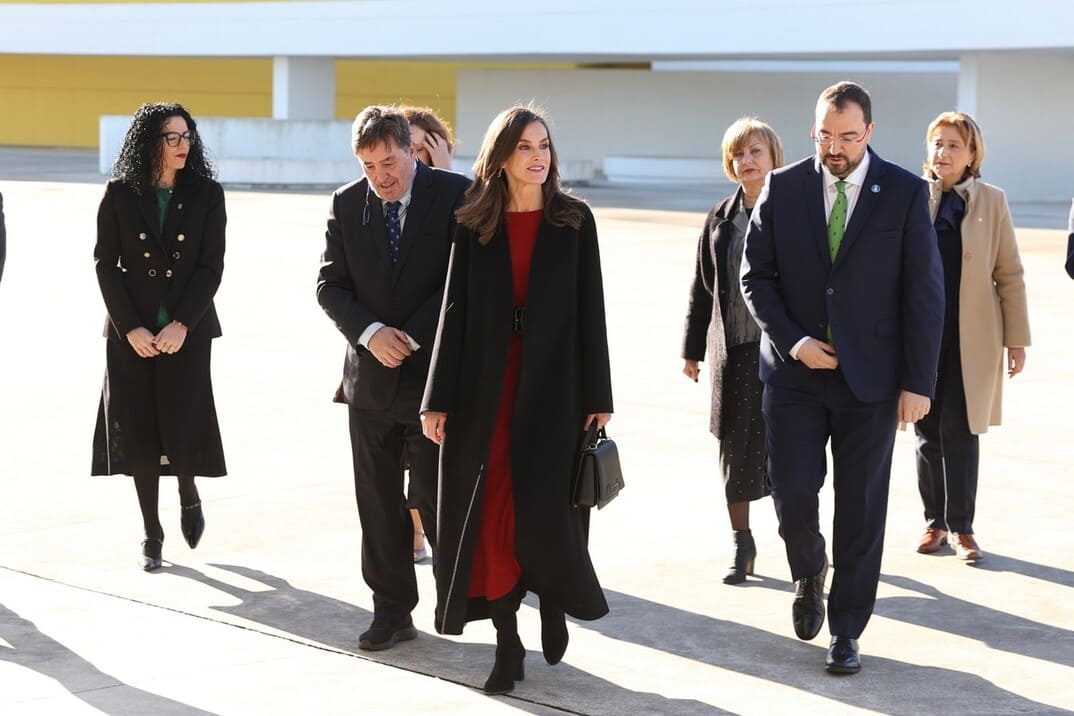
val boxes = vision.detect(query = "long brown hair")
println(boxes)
[456,104,586,245]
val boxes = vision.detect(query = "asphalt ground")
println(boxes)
[1,148,1071,714]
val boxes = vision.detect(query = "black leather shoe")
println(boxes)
[359,615,417,651]
[539,601,568,665]
[792,558,828,640]
[140,539,163,572]
[181,501,205,549]
[825,635,861,674]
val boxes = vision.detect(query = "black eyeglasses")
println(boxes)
[160,131,196,147]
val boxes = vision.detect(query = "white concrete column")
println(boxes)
[272,56,335,120]
[956,52,1074,202]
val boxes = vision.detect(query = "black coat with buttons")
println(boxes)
[94,178,224,342]
[91,177,227,477]
[681,189,740,438]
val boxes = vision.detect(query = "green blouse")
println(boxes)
[154,188,172,328]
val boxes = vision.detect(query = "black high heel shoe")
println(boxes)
[140,538,163,571]
[540,601,569,665]
[723,529,757,585]
[181,501,205,549]
[483,638,525,695]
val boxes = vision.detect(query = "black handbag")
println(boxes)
[572,424,625,509]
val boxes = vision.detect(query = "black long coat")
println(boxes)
[681,189,741,438]
[91,178,226,477]
[421,203,613,635]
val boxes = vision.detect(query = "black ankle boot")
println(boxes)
[181,501,205,549]
[484,590,525,695]
[140,538,163,572]
[539,599,568,665]
[723,529,756,584]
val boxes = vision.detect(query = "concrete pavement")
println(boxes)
[0,150,1072,714]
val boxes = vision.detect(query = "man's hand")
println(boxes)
[683,359,700,383]
[367,326,413,368]
[1007,347,1026,378]
[898,390,931,423]
[126,327,160,358]
[797,338,839,370]
[421,411,447,444]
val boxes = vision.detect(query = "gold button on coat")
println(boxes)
[177,234,185,242]
[165,269,173,278]
[143,252,151,258]
[138,232,147,240]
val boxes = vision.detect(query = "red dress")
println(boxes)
[468,210,542,599]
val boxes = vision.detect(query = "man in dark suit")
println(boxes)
[741,82,944,674]
[317,106,470,651]
[1066,198,1073,279]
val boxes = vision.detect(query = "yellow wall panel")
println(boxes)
[0,55,271,147]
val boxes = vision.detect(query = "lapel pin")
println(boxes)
[870,184,880,193]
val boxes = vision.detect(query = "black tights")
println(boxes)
[133,470,199,542]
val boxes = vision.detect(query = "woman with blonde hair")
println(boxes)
[914,111,1030,562]
[421,105,612,694]
[681,117,784,584]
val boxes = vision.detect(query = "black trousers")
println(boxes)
[914,338,979,534]
[348,403,438,619]
[763,370,898,639]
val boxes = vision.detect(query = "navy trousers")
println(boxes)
[763,369,898,639]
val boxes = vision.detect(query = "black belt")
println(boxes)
[513,306,526,334]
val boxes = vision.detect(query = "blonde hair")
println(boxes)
[924,111,985,180]
[721,117,784,183]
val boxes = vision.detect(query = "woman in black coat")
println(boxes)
[681,117,783,584]
[92,102,226,571]
[421,105,613,695]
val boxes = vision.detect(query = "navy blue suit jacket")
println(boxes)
[741,149,944,403]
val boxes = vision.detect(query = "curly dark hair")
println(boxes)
[112,102,215,195]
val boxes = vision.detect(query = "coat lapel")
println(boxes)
[834,149,886,265]
[804,162,831,267]
[136,189,165,251]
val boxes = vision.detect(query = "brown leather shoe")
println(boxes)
[916,527,948,554]
[952,533,982,562]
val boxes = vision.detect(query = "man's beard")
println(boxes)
[823,150,863,179]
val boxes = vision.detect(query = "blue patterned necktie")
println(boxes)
[385,200,402,265]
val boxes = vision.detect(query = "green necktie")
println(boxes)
[826,180,847,345]
[828,180,847,262]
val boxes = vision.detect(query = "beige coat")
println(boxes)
[927,177,1031,434]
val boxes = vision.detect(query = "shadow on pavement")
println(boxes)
[165,563,721,716]
[0,602,217,715]
[581,588,1063,716]
[969,552,1074,588]
[876,573,1074,668]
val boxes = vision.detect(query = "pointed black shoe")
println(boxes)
[723,529,757,585]
[792,557,828,640]
[140,538,163,572]
[539,601,568,665]
[825,635,861,674]
[181,501,205,549]
[484,589,525,695]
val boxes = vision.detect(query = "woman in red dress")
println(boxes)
[421,105,613,695]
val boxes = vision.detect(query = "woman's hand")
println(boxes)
[423,132,453,169]
[683,359,700,382]
[584,413,612,430]
[1008,347,1026,377]
[421,411,448,444]
[153,321,188,355]
[126,327,160,358]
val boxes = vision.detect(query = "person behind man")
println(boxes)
[741,81,944,674]
[0,191,6,285]
[317,106,470,651]
[1066,198,1074,279]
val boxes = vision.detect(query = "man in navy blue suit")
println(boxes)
[741,82,944,674]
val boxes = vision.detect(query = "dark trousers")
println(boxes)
[914,338,979,534]
[348,404,439,619]
[763,370,898,639]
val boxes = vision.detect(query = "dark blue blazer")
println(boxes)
[741,148,944,403]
